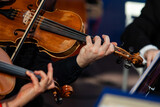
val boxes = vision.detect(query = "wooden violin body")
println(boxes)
[0,0,143,65]
[0,0,84,59]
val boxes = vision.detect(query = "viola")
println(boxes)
[0,49,73,104]
[0,48,15,100]
[0,60,73,104]
[0,61,73,104]
[0,0,143,65]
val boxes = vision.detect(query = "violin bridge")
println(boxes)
[23,10,33,25]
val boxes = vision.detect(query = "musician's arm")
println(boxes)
[53,35,115,86]
[0,63,55,107]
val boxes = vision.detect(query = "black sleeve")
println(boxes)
[31,53,85,86]
[52,55,84,86]
[6,44,84,86]
[121,0,159,52]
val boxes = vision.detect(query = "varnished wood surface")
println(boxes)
[55,0,87,25]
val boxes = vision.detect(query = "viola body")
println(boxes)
[0,0,84,59]
[0,49,73,102]
[0,48,15,100]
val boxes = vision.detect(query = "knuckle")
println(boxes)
[95,36,101,41]
[95,36,100,39]
[99,51,105,57]
[45,77,49,81]
[87,46,93,52]
[110,47,115,53]
[36,88,43,94]
[105,43,110,47]
[93,48,99,54]
[38,70,43,74]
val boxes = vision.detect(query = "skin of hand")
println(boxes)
[1,63,55,107]
[144,49,160,67]
[76,35,116,68]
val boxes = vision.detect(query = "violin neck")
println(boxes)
[0,61,41,80]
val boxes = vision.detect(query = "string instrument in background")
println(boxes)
[130,52,160,97]
[0,0,143,65]
[0,51,73,104]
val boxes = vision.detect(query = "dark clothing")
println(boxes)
[121,0,160,53]
[5,43,83,107]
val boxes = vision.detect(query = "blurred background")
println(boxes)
[42,0,146,106]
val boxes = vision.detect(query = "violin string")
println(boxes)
[33,19,81,40]
[16,10,92,42]
[18,10,85,39]
[32,16,87,42]
[42,19,86,40]
[40,21,87,42]
[39,17,88,38]
[29,12,89,38]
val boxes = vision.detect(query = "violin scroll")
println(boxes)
[131,52,143,65]
[114,46,143,65]
[61,85,73,97]
[52,81,73,104]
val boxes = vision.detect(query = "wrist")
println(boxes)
[3,96,22,107]
[1,99,18,107]
[76,55,89,68]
